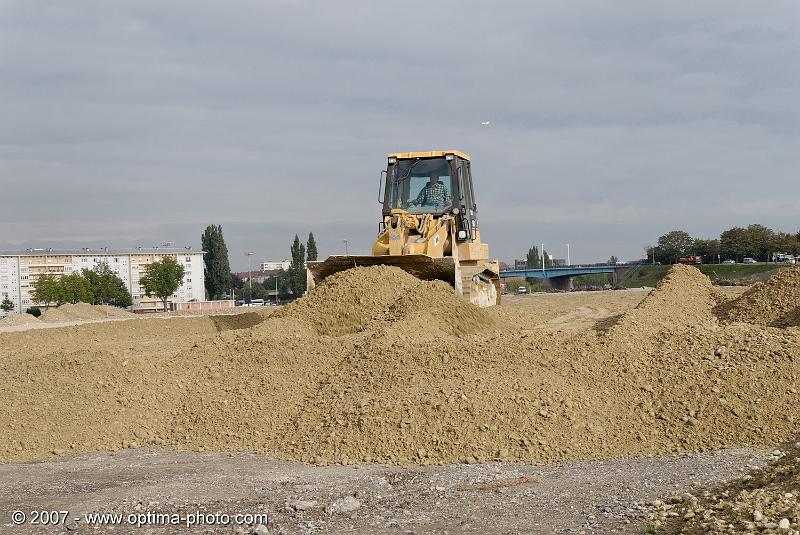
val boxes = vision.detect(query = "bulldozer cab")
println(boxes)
[382,151,478,239]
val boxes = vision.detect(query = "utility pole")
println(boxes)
[343,239,349,256]
[566,243,570,266]
[245,252,255,293]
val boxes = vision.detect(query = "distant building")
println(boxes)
[514,259,528,270]
[261,259,290,271]
[233,269,282,285]
[0,247,205,314]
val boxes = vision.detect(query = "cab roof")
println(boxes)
[387,150,471,161]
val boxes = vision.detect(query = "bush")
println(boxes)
[25,306,42,317]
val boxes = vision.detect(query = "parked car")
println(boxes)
[517,286,528,295]
[722,259,736,264]
[742,257,757,264]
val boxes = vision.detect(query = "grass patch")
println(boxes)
[619,264,780,288]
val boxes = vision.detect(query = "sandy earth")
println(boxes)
[0,268,797,534]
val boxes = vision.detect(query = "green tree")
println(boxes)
[542,249,555,268]
[1,295,14,313]
[230,272,245,291]
[32,274,65,305]
[306,232,318,262]
[288,234,306,296]
[264,270,292,300]
[693,239,720,262]
[720,227,747,261]
[655,230,694,264]
[81,262,132,307]
[237,281,270,301]
[526,246,540,268]
[60,273,94,304]
[743,224,774,261]
[140,257,186,312]
[201,224,232,300]
[608,255,619,265]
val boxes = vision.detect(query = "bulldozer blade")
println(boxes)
[307,255,456,290]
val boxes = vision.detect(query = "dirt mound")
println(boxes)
[275,265,492,337]
[275,266,422,336]
[40,303,134,323]
[663,440,800,534]
[375,279,494,337]
[209,311,267,332]
[1,264,799,467]
[612,264,723,336]
[719,267,800,327]
[0,313,42,327]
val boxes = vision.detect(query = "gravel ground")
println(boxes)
[0,447,770,534]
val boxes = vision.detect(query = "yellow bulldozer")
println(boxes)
[306,150,500,307]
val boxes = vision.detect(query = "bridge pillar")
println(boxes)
[550,277,573,291]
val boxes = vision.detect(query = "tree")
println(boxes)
[237,281,270,301]
[743,224,774,261]
[32,274,65,305]
[693,239,720,262]
[288,234,306,295]
[306,232,318,262]
[230,273,245,291]
[60,273,94,304]
[655,231,694,264]
[1,295,13,313]
[608,255,619,265]
[140,257,186,312]
[82,262,132,307]
[720,227,747,261]
[526,246,540,268]
[542,249,555,268]
[264,270,292,300]
[201,224,232,300]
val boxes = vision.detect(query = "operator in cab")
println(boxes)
[410,174,450,208]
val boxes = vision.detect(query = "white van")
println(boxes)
[517,286,528,294]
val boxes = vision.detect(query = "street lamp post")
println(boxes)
[245,252,255,293]
[342,239,349,256]
[541,243,545,273]
[566,243,570,266]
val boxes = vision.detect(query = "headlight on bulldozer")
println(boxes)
[452,208,460,215]
[457,230,467,240]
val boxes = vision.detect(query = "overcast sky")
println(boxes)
[1,1,798,270]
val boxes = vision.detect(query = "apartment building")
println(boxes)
[260,259,290,271]
[0,247,205,314]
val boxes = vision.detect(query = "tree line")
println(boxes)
[233,232,318,302]
[32,263,133,308]
[649,224,800,264]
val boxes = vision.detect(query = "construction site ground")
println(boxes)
[1,266,798,534]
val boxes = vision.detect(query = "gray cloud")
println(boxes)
[1,0,798,269]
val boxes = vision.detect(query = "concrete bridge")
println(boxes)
[499,264,630,290]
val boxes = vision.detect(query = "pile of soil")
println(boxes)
[0,265,798,467]
[274,266,424,336]
[719,267,800,327]
[0,313,42,327]
[612,263,724,334]
[39,303,134,323]
[663,440,800,534]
